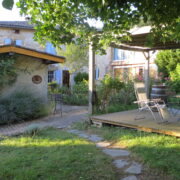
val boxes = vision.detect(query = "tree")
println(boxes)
[2,0,179,51]
[155,50,180,78]
[58,44,88,73]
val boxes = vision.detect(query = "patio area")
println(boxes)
[91,109,180,137]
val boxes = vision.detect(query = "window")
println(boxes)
[113,48,127,61]
[14,29,20,34]
[48,71,55,82]
[15,40,22,46]
[46,42,56,55]
[4,38,12,45]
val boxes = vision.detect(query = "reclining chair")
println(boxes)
[134,82,167,122]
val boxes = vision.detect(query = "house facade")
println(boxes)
[0,21,65,99]
[0,21,70,87]
[95,47,158,82]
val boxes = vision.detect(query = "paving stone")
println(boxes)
[125,162,142,174]
[78,133,89,138]
[113,159,129,168]
[102,149,131,157]
[88,134,103,142]
[121,175,138,180]
[66,129,82,134]
[96,141,111,148]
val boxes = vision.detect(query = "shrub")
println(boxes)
[24,124,41,136]
[96,75,124,111]
[72,80,88,94]
[48,81,60,94]
[0,91,50,125]
[74,72,88,84]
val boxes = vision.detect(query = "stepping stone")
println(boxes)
[121,175,138,180]
[96,141,111,148]
[113,159,129,168]
[66,129,81,134]
[102,149,130,157]
[125,162,142,174]
[88,134,103,142]
[78,133,89,138]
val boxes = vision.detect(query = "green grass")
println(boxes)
[0,128,117,180]
[75,122,180,180]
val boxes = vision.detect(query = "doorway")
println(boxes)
[63,70,70,87]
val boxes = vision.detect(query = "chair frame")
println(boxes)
[134,82,166,122]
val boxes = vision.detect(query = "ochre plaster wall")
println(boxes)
[1,55,48,100]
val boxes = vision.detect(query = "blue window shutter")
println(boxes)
[15,40,22,46]
[95,67,99,80]
[114,48,118,60]
[46,42,56,55]
[55,69,61,85]
[4,38,11,45]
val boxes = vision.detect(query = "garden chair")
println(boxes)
[134,82,167,122]
[49,93,63,116]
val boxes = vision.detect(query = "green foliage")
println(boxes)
[96,75,124,111]
[58,44,88,73]
[74,72,88,84]
[0,91,50,125]
[155,50,180,78]
[24,124,41,136]
[0,54,17,90]
[168,64,180,93]
[2,0,14,10]
[155,50,180,93]
[11,0,179,52]
[63,81,88,105]
[48,81,60,94]
[110,81,136,105]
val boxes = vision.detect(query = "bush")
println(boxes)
[48,81,60,94]
[72,80,88,94]
[74,72,88,84]
[0,91,50,125]
[96,75,124,111]
[24,124,41,136]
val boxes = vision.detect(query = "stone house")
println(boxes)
[0,21,65,99]
[0,21,70,88]
[95,27,158,81]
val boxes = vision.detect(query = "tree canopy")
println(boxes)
[2,0,180,51]
[58,44,88,73]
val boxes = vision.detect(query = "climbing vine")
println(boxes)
[0,54,17,89]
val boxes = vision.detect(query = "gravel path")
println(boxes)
[0,105,88,136]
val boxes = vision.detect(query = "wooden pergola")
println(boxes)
[88,28,180,114]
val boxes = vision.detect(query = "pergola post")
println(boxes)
[88,42,96,115]
[143,51,150,98]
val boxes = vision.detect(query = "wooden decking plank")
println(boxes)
[91,110,180,137]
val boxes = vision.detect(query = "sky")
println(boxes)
[0,0,25,21]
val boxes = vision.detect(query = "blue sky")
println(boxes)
[0,0,25,21]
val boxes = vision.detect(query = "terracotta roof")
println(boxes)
[0,21,34,30]
[0,45,65,64]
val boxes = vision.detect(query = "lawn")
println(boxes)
[0,128,117,180]
[75,122,180,180]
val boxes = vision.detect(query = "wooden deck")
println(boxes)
[91,110,180,137]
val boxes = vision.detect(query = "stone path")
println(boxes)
[66,129,142,180]
[0,105,88,136]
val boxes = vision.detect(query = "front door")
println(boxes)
[63,70,70,87]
